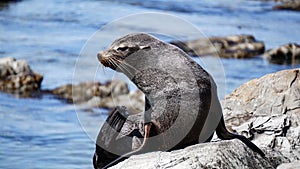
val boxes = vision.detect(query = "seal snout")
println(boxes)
[97,51,104,63]
[97,50,118,70]
[97,51,108,67]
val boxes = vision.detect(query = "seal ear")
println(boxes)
[140,45,151,50]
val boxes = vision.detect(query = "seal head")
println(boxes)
[98,33,151,70]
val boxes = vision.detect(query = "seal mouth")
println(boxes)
[97,52,120,70]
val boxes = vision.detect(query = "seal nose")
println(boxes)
[97,51,103,62]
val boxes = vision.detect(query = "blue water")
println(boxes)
[0,0,299,168]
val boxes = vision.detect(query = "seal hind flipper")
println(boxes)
[216,116,265,157]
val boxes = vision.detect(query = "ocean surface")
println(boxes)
[0,0,299,168]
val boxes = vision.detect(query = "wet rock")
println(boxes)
[222,68,300,160]
[0,57,43,96]
[171,34,265,58]
[273,0,300,11]
[111,140,287,169]
[51,80,145,113]
[263,43,300,64]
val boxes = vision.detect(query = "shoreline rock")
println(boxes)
[171,34,265,59]
[0,57,43,97]
[263,43,300,65]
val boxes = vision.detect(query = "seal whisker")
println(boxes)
[109,58,122,71]
[117,59,140,78]
[107,58,116,69]
[101,63,106,74]
[119,60,139,72]
[109,57,136,78]
[109,58,133,78]
[118,62,135,78]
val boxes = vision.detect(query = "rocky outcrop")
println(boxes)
[107,68,299,168]
[171,34,265,58]
[111,140,287,169]
[273,0,300,11]
[222,68,300,160]
[263,43,300,64]
[51,80,144,113]
[0,57,43,96]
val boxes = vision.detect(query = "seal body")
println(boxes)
[100,33,214,149]
[95,33,264,169]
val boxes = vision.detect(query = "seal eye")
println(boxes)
[117,46,129,52]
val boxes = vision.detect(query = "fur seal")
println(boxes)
[94,33,264,169]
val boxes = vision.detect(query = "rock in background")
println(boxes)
[171,34,265,59]
[0,57,43,96]
[51,80,145,113]
[263,43,300,65]
[273,0,300,11]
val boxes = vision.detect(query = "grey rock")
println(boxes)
[110,140,287,169]
[222,68,300,160]
[277,161,300,169]
[0,57,43,96]
[263,43,300,65]
[171,34,265,58]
